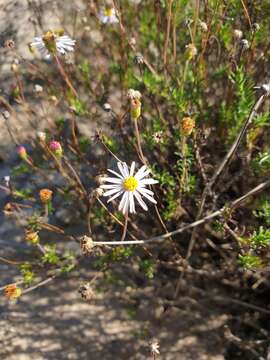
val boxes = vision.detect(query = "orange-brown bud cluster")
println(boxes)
[39,188,53,203]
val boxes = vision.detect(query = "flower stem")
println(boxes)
[54,54,78,98]
[121,213,129,242]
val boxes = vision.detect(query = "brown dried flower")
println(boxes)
[78,283,94,301]
[180,117,195,136]
[80,235,95,254]
[4,284,22,300]
[39,188,53,204]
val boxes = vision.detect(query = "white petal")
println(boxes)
[122,193,130,214]
[100,184,121,189]
[103,187,122,196]
[139,178,159,185]
[137,188,157,204]
[107,190,123,203]
[137,168,151,180]
[118,192,128,213]
[103,177,122,184]
[129,192,136,213]
[117,162,127,178]
[130,161,136,176]
[134,165,147,179]
[108,168,123,179]
[134,191,148,211]
[122,163,130,177]
[137,187,154,196]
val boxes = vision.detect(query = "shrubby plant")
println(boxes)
[1,0,270,357]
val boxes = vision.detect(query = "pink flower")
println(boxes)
[49,140,63,158]
[17,145,27,160]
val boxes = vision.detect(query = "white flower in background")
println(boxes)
[100,162,158,214]
[150,340,160,356]
[34,84,43,93]
[30,30,76,59]
[4,176,10,187]
[98,7,119,24]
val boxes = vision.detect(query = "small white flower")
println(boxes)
[4,176,10,187]
[30,30,76,59]
[98,7,119,24]
[150,340,160,355]
[100,162,158,214]
[34,84,43,93]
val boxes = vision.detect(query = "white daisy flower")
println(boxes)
[30,30,76,59]
[100,162,158,214]
[98,7,119,24]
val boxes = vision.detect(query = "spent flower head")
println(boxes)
[185,44,197,60]
[39,188,53,204]
[25,230,40,244]
[101,162,158,214]
[127,89,142,100]
[181,117,195,136]
[79,283,95,301]
[30,29,76,59]
[4,284,22,300]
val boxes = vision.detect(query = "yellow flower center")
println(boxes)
[123,176,138,191]
[42,31,57,53]
[104,8,113,17]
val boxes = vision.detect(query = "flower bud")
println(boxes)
[4,284,22,300]
[49,140,63,158]
[17,146,28,160]
[181,117,195,136]
[39,188,53,204]
[130,98,141,121]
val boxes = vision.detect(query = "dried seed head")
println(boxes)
[103,103,112,112]
[233,29,243,40]
[129,37,136,46]
[39,188,53,204]
[78,283,95,300]
[95,173,108,185]
[181,117,195,136]
[2,110,10,120]
[93,187,104,197]
[37,131,46,142]
[252,23,260,32]
[4,284,22,300]
[80,235,95,254]
[185,43,198,60]
[240,39,249,50]
[127,88,142,100]
[199,20,208,32]
[25,230,40,244]
[135,52,144,64]
[5,39,15,49]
